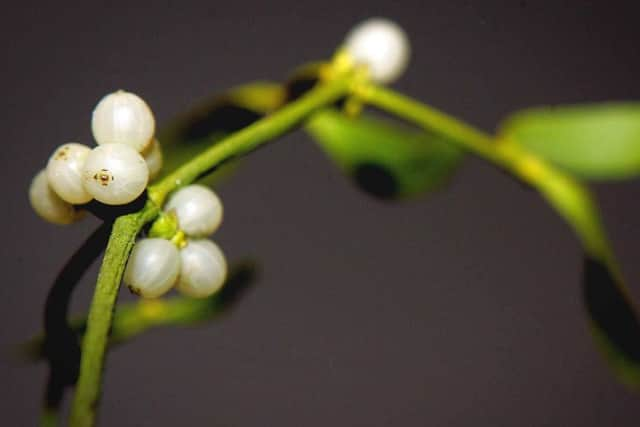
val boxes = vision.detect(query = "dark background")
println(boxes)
[2,1,640,425]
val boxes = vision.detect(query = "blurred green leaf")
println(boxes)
[284,61,325,102]
[523,154,640,388]
[583,257,640,388]
[23,260,258,362]
[500,102,640,180]
[222,82,286,113]
[158,81,284,145]
[306,109,464,199]
[155,82,286,185]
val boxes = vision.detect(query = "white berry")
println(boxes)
[91,90,155,152]
[29,170,82,225]
[164,185,223,237]
[46,143,93,204]
[344,18,410,84]
[124,238,181,298]
[82,143,149,205]
[143,138,163,180]
[177,239,227,298]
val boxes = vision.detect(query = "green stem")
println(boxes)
[69,207,157,427]
[355,84,616,268]
[68,76,351,427]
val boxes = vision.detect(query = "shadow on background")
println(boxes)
[42,223,112,411]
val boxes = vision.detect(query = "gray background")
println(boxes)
[2,0,640,425]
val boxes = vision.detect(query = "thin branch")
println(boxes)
[69,207,157,427]
[68,76,352,427]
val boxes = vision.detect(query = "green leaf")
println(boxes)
[525,158,640,388]
[306,109,463,199]
[155,82,286,184]
[583,257,640,389]
[23,260,259,363]
[499,102,640,180]
[284,61,325,102]
[159,81,285,145]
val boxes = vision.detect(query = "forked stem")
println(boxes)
[69,69,631,427]
[68,76,351,426]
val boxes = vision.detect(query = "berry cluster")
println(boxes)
[124,185,227,299]
[29,90,162,224]
[28,18,410,299]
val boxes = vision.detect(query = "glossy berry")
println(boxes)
[164,185,223,237]
[46,142,93,204]
[344,18,410,84]
[82,143,149,205]
[177,239,227,298]
[123,238,180,298]
[144,138,163,180]
[91,90,155,152]
[29,170,82,225]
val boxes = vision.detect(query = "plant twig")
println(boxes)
[69,207,157,427]
[68,76,351,427]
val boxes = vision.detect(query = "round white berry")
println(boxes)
[46,143,93,204]
[29,170,82,225]
[82,143,149,205]
[91,90,155,152]
[124,238,181,298]
[344,18,410,83]
[143,138,163,180]
[177,239,227,298]
[164,185,223,237]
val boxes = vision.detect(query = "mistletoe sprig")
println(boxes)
[26,18,640,426]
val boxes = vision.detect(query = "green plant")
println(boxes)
[24,18,640,427]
